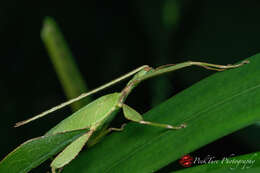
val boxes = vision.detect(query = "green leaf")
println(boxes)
[64,53,260,173]
[0,129,88,173]
[41,17,91,111]
[174,152,260,173]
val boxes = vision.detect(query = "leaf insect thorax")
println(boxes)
[119,66,154,105]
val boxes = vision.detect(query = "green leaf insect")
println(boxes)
[1,60,249,173]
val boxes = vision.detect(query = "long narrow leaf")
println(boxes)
[64,53,260,173]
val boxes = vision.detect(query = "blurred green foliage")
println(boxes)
[41,17,91,111]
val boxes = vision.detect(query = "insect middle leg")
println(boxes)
[87,123,127,147]
[122,104,186,130]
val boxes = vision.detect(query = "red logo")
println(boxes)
[179,155,193,167]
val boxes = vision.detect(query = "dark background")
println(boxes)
[1,0,260,172]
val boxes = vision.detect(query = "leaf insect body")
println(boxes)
[14,60,249,173]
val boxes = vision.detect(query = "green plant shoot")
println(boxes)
[11,60,248,173]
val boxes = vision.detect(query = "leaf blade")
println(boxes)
[63,53,260,173]
[0,129,88,173]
